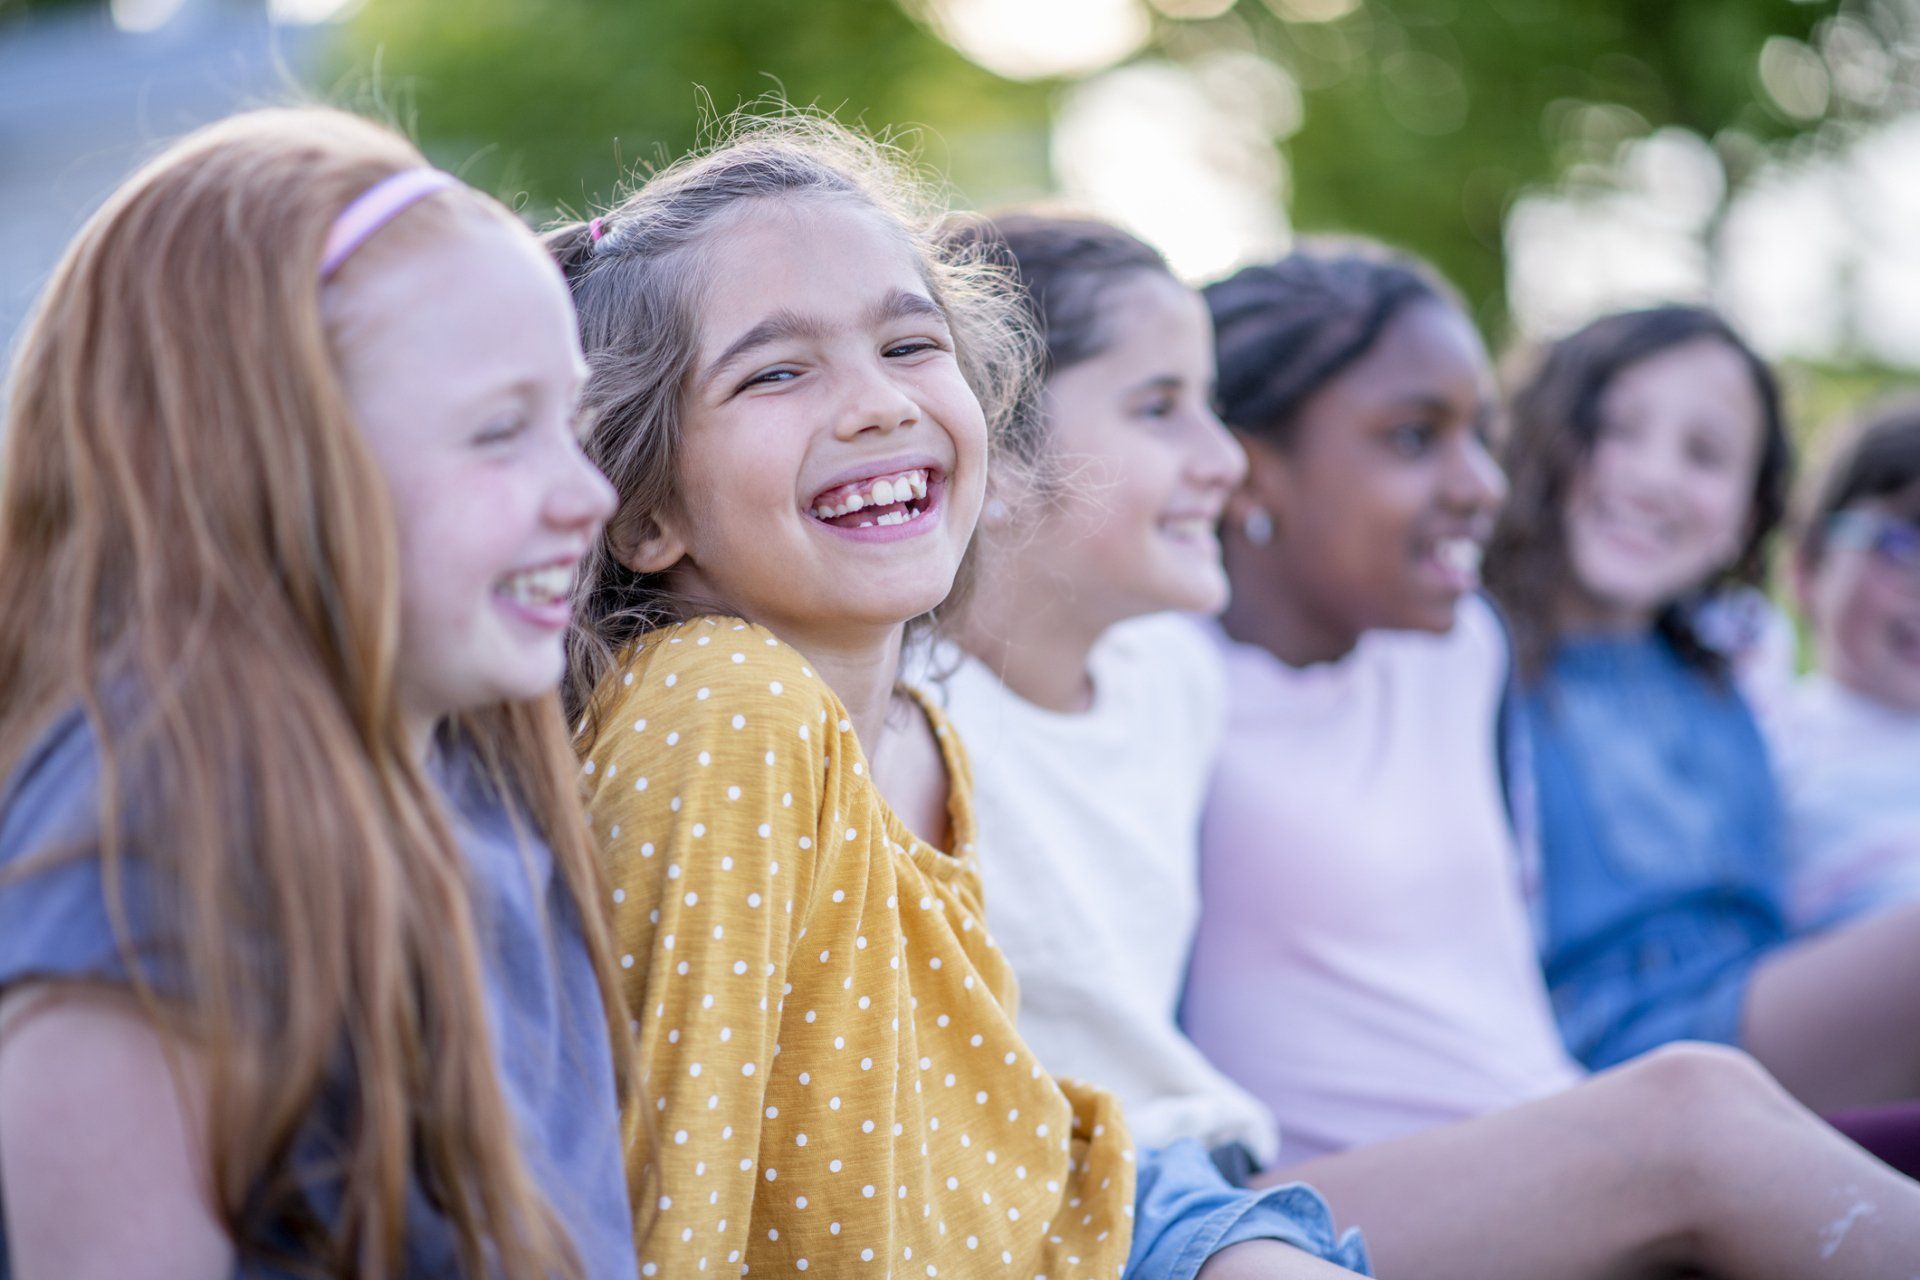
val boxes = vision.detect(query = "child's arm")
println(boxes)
[589,638,830,1275]
[0,982,231,1280]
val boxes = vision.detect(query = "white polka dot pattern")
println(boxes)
[586,618,1135,1277]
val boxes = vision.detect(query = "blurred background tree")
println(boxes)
[334,0,1054,218]
[1160,0,1844,329]
[321,0,1920,347]
[9,0,1920,378]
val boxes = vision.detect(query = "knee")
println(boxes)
[1613,1043,1797,1164]
[1625,1041,1781,1102]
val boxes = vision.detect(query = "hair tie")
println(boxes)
[589,217,606,242]
[319,169,460,280]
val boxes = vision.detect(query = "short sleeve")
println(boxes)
[0,711,160,991]
[585,627,833,1274]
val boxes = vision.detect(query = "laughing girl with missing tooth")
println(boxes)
[547,119,1370,1279]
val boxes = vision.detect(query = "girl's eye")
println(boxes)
[1685,433,1733,472]
[474,418,527,446]
[883,339,943,359]
[1386,421,1436,456]
[1138,396,1178,421]
[741,368,798,391]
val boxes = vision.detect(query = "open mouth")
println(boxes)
[1158,512,1224,546]
[1588,497,1678,555]
[492,560,576,627]
[1433,537,1483,576]
[1418,534,1485,592]
[808,466,940,533]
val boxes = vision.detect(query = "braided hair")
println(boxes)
[1205,239,1451,445]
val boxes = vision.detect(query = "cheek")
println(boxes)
[1816,564,1886,647]
[392,480,517,618]
[684,421,803,537]
[1694,472,1754,538]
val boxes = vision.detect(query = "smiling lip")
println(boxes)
[1158,509,1224,544]
[1418,530,1487,594]
[810,454,943,498]
[1587,496,1677,557]
[804,454,950,545]
[493,556,579,631]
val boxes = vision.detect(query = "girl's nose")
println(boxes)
[1446,435,1508,512]
[1191,408,1250,490]
[834,365,921,440]
[551,442,618,530]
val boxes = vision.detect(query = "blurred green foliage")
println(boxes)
[334,0,1054,220]
[334,0,1881,334]
[1156,0,1844,334]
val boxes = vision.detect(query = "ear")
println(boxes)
[1225,430,1295,533]
[611,509,690,576]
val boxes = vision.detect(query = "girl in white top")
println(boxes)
[1770,402,1920,929]
[942,594,1278,1164]
[940,217,1920,1280]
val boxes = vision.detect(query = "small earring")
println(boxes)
[1241,505,1274,547]
[984,497,1010,524]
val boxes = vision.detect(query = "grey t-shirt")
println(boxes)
[0,711,637,1277]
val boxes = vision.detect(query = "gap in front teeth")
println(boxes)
[811,468,930,519]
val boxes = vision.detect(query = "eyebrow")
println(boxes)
[698,288,948,391]
[1376,393,1459,418]
[1126,374,1184,397]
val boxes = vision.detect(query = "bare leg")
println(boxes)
[1278,1045,1920,1280]
[1743,900,1920,1112]
[1196,1241,1369,1279]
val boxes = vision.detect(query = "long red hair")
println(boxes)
[0,107,628,1277]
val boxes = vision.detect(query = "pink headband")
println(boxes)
[589,216,606,242]
[318,169,460,280]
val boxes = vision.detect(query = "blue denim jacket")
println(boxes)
[1516,633,1787,1067]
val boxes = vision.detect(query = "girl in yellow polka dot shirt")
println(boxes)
[546,118,1367,1280]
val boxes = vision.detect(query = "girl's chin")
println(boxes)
[477,647,568,708]
[1387,594,1465,636]
[1149,576,1230,620]
[838,583,961,631]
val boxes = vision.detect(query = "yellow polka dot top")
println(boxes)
[585,616,1136,1278]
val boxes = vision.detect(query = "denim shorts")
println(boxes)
[1554,944,1759,1070]
[1124,1139,1371,1280]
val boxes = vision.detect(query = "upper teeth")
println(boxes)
[1435,539,1482,573]
[499,564,572,605]
[812,469,929,519]
[1161,515,1216,537]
